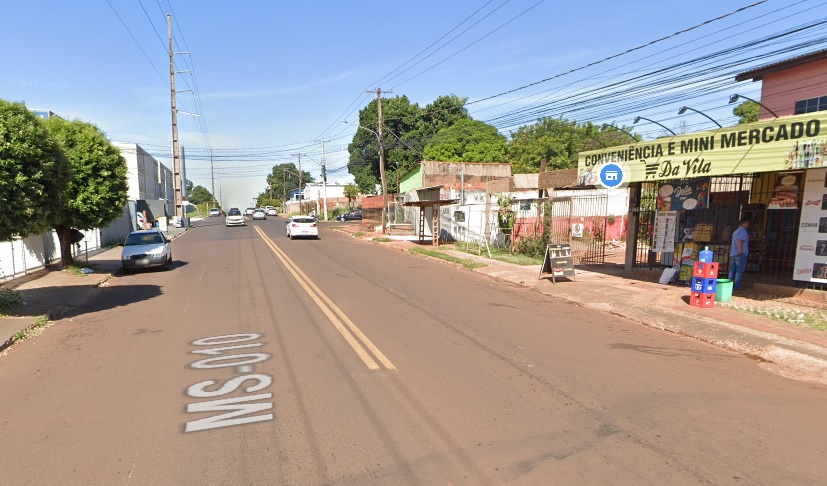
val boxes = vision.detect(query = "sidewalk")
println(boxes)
[333,224,827,384]
[0,227,190,351]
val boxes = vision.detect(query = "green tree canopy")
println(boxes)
[343,183,359,205]
[0,100,70,241]
[188,185,215,206]
[44,117,128,264]
[347,94,469,194]
[507,117,636,173]
[264,162,314,201]
[733,100,759,124]
[423,119,506,162]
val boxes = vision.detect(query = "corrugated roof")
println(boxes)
[735,48,827,82]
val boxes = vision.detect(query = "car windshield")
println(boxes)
[293,217,315,224]
[227,210,241,216]
[124,233,165,246]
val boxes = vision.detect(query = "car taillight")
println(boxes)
[311,224,317,227]
[292,223,298,227]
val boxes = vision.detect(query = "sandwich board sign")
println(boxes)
[539,244,576,283]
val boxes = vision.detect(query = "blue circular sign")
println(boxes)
[598,163,625,189]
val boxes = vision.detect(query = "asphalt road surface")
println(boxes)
[1,217,826,485]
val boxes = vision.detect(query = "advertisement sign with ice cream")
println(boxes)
[657,178,710,211]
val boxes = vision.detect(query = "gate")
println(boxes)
[550,191,609,265]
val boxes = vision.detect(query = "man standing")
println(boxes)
[729,218,750,290]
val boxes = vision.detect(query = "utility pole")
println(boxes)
[366,88,391,234]
[210,149,216,209]
[168,14,184,225]
[291,153,305,214]
[316,138,330,221]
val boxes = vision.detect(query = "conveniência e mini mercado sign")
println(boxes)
[578,112,827,184]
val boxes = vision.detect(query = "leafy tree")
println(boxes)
[185,179,194,195]
[507,116,635,173]
[343,183,359,207]
[189,185,215,206]
[423,119,506,162]
[733,100,759,124]
[264,163,314,201]
[44,117,128,265]
[0,100,71,241]
[347,94,469,194]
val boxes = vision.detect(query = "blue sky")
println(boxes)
[2,0,821,208]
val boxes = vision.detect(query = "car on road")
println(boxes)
[266,208,277,216]
[286,215,319,239]
[252,209,267,220]
[337,209,362,222]
[209,208,221,217]
[121,229,172,273]
[245,207,255,215]
[225,208,245,226]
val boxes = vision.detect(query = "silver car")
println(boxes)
[121,230,172,273]
[225,209,245,226]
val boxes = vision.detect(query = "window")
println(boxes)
[794,95,827,115]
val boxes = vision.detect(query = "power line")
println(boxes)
[105,0,168,87]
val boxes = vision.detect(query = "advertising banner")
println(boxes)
[657,178,710,211]
[793,168,827,283]
[767,171,802,209]
[578,113,827,184]
[653,211,677,253]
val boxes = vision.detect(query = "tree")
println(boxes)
[186,179,194,195]
[0,100,71,241]
[188,185,215,206]
[343,184,359,207]
[507,116,635,173]
[734,100,759,124]
[264,163,314,201]
[44,117,128,265]
[347,94,470,194]
[423,119,506,162]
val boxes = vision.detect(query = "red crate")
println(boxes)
[689,291,716,308]
[693,261,719,278]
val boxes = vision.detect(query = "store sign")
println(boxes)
[768,172,802,209]
[793,168,827,283]
[657,178,710,211]
[577,112,827,183]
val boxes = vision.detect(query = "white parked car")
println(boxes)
[121,229,172,273]
[245,207,255,215]
[286,215,319,240]
[266,208,277,216]
[225,209,245,226]
[209,208,221,217]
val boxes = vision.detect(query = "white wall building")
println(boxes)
[114,142,172,208]
[302,183,347,201]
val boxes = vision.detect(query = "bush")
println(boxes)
[515,236,546,258]
[0,288,22,316]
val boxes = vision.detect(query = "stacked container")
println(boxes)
[690,247,718,308]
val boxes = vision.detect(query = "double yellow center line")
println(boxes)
[255,226,396,371]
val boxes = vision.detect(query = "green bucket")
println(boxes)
[716,278,733,303]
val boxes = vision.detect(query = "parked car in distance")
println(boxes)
[245,207,255,215]
[226,208,245,226]
[121,229,172,273]
[209,208,221,217]
[337,209,362,222]
[266,208,277,216]
[286,215,319,239]
[252,209,267,220]
[265,205,274,211]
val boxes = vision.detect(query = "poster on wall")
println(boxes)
[768,172,802,209]
[793,168,827,282]
[657,179,710,211]
[653,211,677,253]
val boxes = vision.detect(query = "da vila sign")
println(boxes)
[578,112,827,184]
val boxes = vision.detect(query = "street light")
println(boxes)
[342,120,388,234]
[677,106,722,128]
[600,123,638,142]
[633,116,677,136]
[728,94,779,119]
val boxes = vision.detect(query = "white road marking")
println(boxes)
[237,365,254,373]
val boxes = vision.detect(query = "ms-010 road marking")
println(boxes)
[184,333,274,433]
[254,226,396,371]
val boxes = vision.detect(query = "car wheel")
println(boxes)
[164,254,172,271]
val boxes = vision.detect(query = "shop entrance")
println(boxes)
[549,192,609,265]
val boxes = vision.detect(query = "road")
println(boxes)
[1,216,825,485]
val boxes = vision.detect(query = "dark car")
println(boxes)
[337,210,362,222]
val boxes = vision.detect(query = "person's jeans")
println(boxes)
[729,254,748,290]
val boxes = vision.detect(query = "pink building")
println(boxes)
[736,48,827,120]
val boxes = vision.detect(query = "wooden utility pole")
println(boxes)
[168,15,183,222]
[291,153,305,213]
[366,88,391,234]
[210,149,216,209]
[316,138,330,221]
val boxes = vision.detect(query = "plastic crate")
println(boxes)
[691,277,717,294]
[693,261,719,278]
[690,291,716,308]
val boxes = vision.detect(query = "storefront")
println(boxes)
[578,112,827,288]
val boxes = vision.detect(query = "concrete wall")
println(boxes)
[422,161,511,191]
[760,57,827,119]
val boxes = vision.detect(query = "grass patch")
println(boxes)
[0,288,23,316]
[62,263,92,277]
[720,303,827,331]
[372,237,392,243]
[410,247,487,270]
[447,243,544,266]
[4,315,52,352]
[352,231,365,238]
